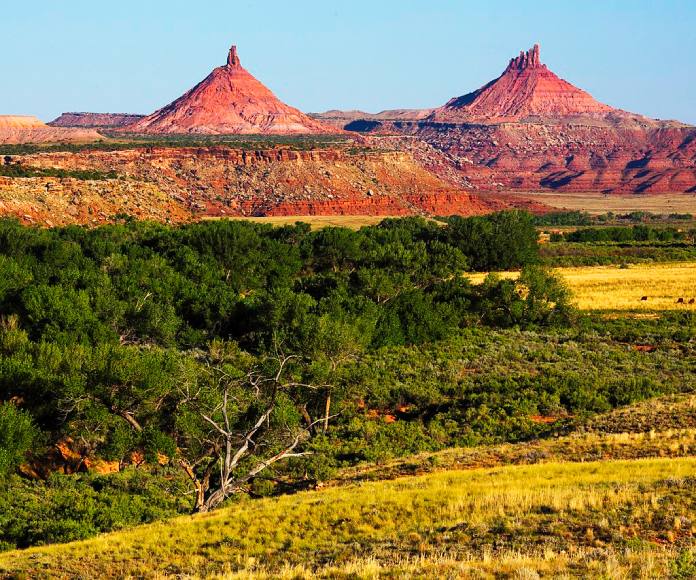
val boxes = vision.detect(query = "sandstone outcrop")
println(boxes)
[0,174,190,226]
[0,115,102,144]
[14,145,525,221]
[430,44,615,123]
[126,45,336,135]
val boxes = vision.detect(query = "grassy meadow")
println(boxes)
[468,262,696,311]
[1,453,693,577]
[557,262,696,310]
[516,191,696,215]
[213,214,399,230]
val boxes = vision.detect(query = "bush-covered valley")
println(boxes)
[0,212,694,552]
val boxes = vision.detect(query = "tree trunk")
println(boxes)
[323,392,331,433]
[181,460,211,514]
[200,487,228,512]
[193,480,208,513]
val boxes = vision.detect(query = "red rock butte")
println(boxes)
[329,44,695,195]
[430,44,615,122]
[126,45,334,135]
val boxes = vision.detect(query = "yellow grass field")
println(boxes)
[513,191,696,215]
[468,262,696,310]
[1,456,694,578]
[206,215,399,229]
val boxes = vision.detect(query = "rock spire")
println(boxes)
[227,45,240,68]
[505,44,543,71]
[430,43,613,121]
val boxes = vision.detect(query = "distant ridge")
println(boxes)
[49,113,145,129]
[311,108,434,129]
[0,115,46,129]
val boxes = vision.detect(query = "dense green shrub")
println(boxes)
[444,211,539,270]
[559,225,689,243]
[0,470,189,550]
[0,403,39,478]
[0,214,543,353]
[534,210,694,227]
[540,241,696,267]
[0,163,117,180]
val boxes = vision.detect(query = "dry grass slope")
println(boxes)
[1,455,694,578]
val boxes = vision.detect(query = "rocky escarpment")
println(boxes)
[0,115,102,144]
[379,122,696,194]
[311,109,434,130]
[0,175,190,226]
[49,112,146,128]
[126,46,335,135]
[15,146,514,219]
[328,45,696,194]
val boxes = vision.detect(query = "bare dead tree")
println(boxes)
[177,351,334,513]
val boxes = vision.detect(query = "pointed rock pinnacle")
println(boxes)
[227,45,240,67]
[506,44,542,72]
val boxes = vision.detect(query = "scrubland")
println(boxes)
[522,191,696,215]
[0,213,694,578]
[219,214,396,229]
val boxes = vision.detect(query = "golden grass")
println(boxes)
[1,457,694,578]
[239,552,669,580]
[338,424,696,485]
[467,262,696,310]
[558,262,696,310]
[204,215,401,230]
[516,191,696,215]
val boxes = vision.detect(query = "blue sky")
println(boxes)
[2,0,694,123]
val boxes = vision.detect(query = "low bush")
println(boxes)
[0,403,38,478]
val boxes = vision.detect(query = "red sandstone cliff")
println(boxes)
[330,45,696,194]
[13,145,525,221]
